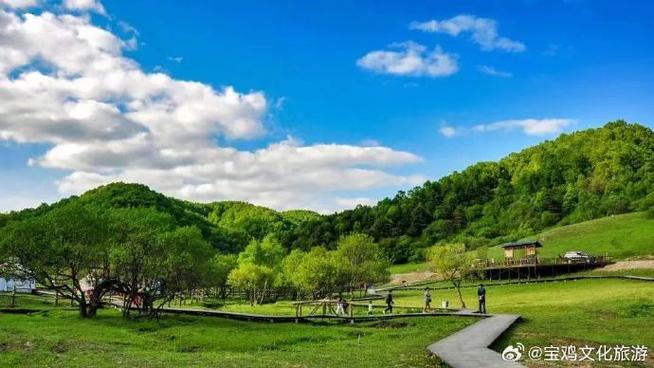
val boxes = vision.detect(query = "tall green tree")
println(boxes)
[0,203,109,317]
[335,233,390,290]
[428,243,476,308]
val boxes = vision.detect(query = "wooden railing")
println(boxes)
[474,255,612,269]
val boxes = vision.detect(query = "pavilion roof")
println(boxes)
[501,240,543,249]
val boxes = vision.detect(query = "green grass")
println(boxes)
[390,278,654,354]
[486,212,654,261]
[390,212,654,278]
[2,278,652,367]
[0,303,471,368]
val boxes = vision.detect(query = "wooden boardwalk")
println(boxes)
[157,305,485,323]
[428,313,524,368]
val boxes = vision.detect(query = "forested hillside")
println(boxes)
[1,121,653,262]
[289,121,654,261]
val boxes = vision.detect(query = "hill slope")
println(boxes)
[389,211,654,277]
[0,183,320,253]
[291,121,654,261]
[485,211,654,260]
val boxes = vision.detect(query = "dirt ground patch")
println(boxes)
[389,271,438,285]
[599,260,654,271]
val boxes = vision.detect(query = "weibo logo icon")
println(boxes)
[501,343,525,361]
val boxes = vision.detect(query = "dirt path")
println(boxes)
[599,260,654,271]
[389,271,437,285]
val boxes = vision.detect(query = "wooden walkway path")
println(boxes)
[157,305,485,323]
[428,313,524,368]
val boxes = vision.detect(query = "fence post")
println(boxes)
[11,285,16,308]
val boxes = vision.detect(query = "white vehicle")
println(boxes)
[562,251,595,264]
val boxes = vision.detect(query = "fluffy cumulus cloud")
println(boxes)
[357,41,458,77]
[0,3,423,212]
[410,15,525,52]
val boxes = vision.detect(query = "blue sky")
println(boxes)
[1,0,653,212]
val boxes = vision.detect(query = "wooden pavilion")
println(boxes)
[501,240,542,265]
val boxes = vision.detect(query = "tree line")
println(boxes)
[287,121,654,262]
[0,203,388,317]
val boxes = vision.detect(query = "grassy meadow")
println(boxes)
[390,278,654,363]
[1,278,653,367]
[0,296,471,368]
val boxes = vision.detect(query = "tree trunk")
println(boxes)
[454,281,466,309]
[78,301,88,317]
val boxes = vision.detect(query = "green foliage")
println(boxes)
[275,234,389,298]
[292,121,654,260]
[237,235,286,269]
[155,226,215,294]
[290,247,341,298]
[428,243,477,308]
[0,202,110,316]
[206,254,238,289]
[102,208,217,314]
[334,233,390,288]
[227,263,275,304]
[276,249,306,290]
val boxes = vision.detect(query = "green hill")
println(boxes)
[390,212,654,275]
[291,121,654,262]
[0,183,321,253]
[485,211,654,261]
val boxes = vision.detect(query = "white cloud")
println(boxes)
[167,56,183,63]
[0,7,423,212]
[117,20,139,36]
[357,41,458,77]
[439,125,459,138]
[410,15,525,52]
[0,0,37,9]
[63,0,105,14]
[477,65,512,78]
[473,119,575,135]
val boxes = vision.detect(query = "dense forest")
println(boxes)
[295,121,654,262]
[1,121,653,263]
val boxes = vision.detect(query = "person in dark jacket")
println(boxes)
[477,284,486,314]
[383,291,394,314]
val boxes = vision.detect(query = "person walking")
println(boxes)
[423,287,432,313]
[383,291,394,314]
[477,284,487,314]
[367,300,374,315]
[335,296,345,315]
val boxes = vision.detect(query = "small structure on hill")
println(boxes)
[475,239,612,280]
[501,240,542,265]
